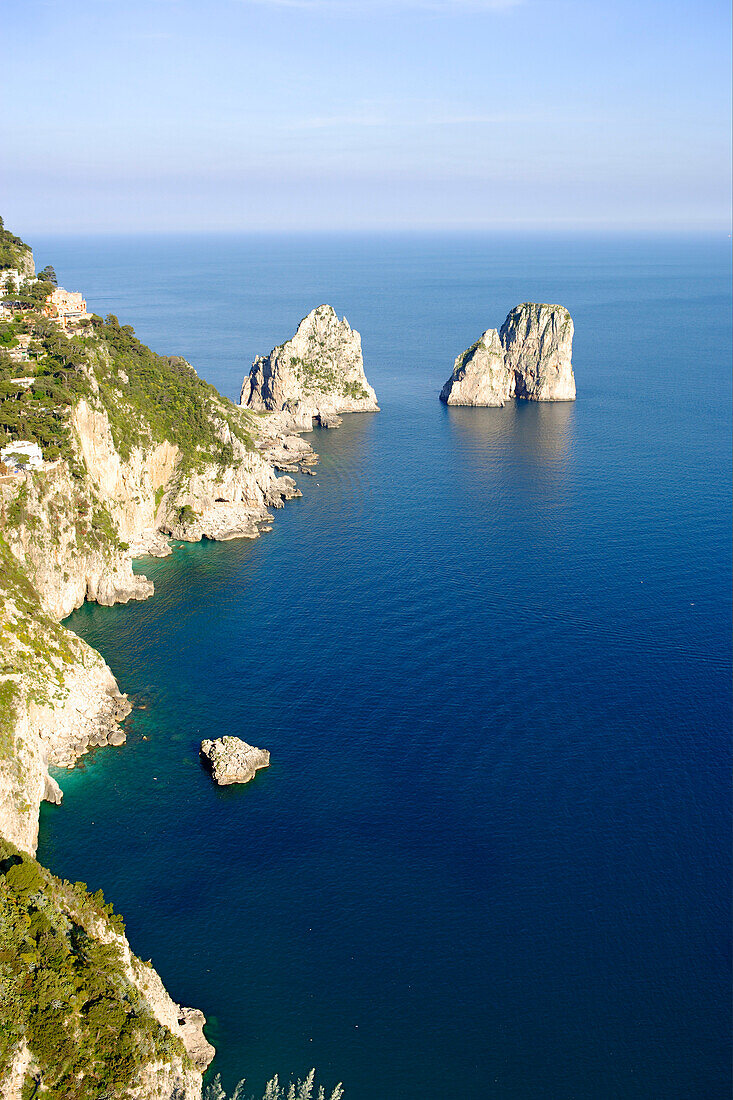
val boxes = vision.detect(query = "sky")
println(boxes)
[2,0,731,233]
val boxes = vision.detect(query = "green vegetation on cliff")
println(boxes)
[0,217,259,473]
[0,323,92,461]
[0,311,256,467]
[0,837,189,1099]
[0,535,76,738]
[93,314,256,464]
[0,217,33,273]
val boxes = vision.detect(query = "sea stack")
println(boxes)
[440,303,575,406]
[240,304,379,430]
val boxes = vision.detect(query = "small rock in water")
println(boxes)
[200,736,270,786]
[43,773,63,806]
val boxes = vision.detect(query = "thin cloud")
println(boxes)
[242,0,522,11]
[301,112,523,129]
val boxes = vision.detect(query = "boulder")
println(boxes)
[43,772,63,806]
[200,736,270,786]
[177,1007,215,1072]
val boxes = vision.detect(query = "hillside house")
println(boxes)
[8,334,32,364]
[0,269,23,292]
[44,286,92,329]
[1,440,44,471]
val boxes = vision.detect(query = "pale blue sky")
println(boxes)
[3,0,730,232]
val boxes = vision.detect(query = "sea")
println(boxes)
[33,233,731,1099]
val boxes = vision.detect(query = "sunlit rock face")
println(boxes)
[439,328,512,407]
[240,305,379,430]
[440,303,575,406]
[500,303,576,402]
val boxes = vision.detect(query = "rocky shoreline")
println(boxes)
[0,400,318,1098]
[0,237,352,1098]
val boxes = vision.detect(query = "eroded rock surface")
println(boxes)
[201,737,270,785]
[440,302,575,406]
[439,327,512,407]
[178,1007,216,1072]
[240,305,379,430]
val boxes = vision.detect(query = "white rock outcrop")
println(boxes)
[0,399,311,620]
[200,737,270,785]
[240,305,379,430]
[440,302,575,406]
[0,584,132,855]
[439,327,512,407]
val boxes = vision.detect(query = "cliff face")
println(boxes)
[0,227,327,1099]
[0,538,131,855]
[240,304,379,430]
[500,303,575,402]
[440,303,576,406]
[0,562,212,1096]
[0,457,154,622]
[0,389,309,621]
[0,838,213,1100]
[439,328,512,407]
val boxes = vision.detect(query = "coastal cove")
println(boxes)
[34,234,731,1099]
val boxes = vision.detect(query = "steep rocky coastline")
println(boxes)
[440,302,575,406]
[240,304,379,429]
[0,224,320,1098]
[0,835,214,1100]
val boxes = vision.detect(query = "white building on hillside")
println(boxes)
[1,440,44,471]
[0,269,23,293]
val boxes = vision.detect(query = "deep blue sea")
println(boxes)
[34,234,731,1099]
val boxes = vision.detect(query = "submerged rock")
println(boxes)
[240,304,379,430]
[200,736,270,786]
[440,302,575,406]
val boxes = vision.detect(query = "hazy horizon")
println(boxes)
[3,0,731,236]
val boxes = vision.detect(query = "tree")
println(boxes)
[38,265,58,287]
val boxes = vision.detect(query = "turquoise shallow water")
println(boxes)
[35,234,731,1099]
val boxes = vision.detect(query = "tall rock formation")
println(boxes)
[440,303,576,406]
[240,305,379,430]
[439,328,512,407]
[500,303,575,402]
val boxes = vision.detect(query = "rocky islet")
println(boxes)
[440,302,576,406]
[240,304,380,430]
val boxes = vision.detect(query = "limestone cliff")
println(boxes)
[0,538,132,855]
[0,838,213,1099]
[440,302,576,406]
[439,328,512,407]
[0,225,328,1099]
[500,303,575,402]
[0,358,311,621]
[240,304,379,430]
